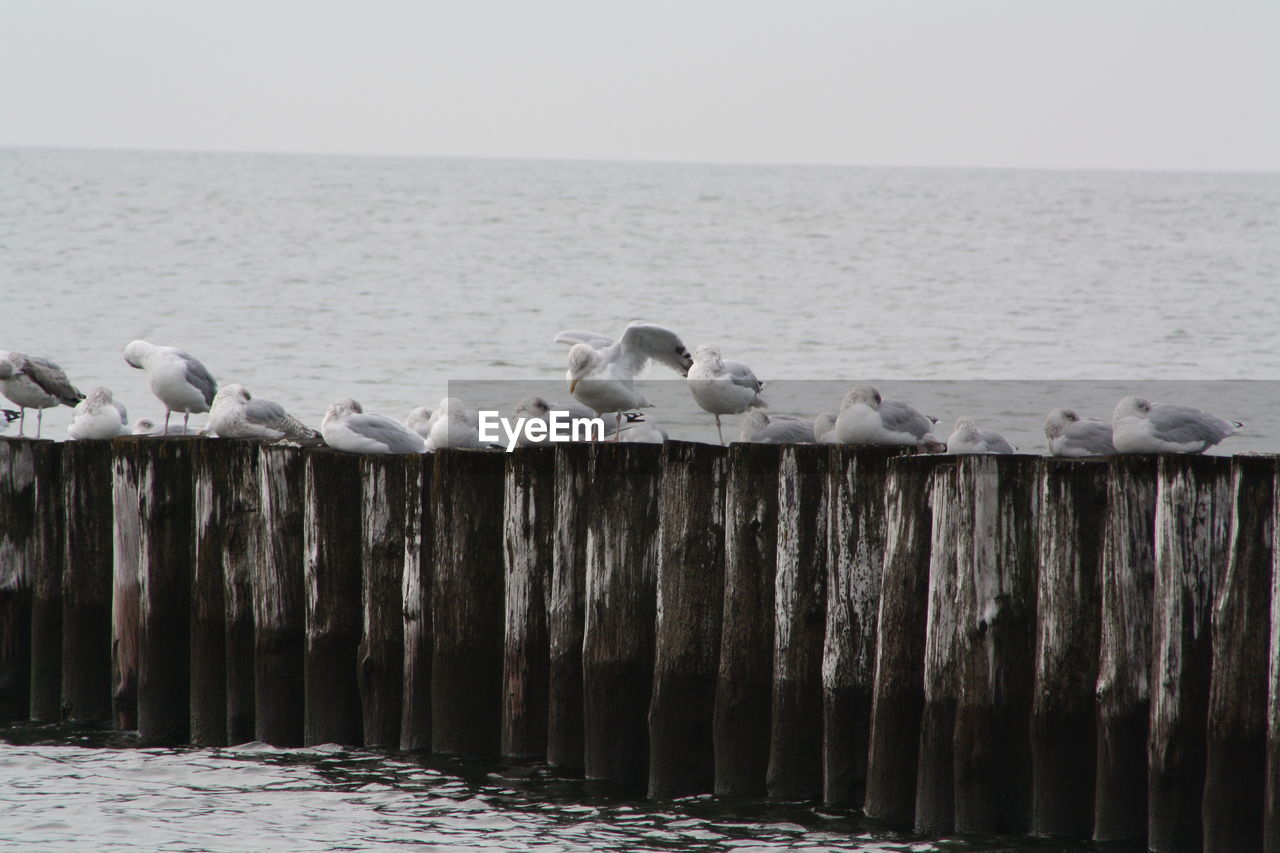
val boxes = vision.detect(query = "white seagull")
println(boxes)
[1111,396,1242,454]
[209,383,319,440]
[425,398,484,451]
[0,350,85,438]
[687,344,766,445]
[67,387,130,440]
[321,398,426,455]
[739,410,815,444]
[946,417,1016,455]
[404,407,434,440]
[558,322,693,440]
[834,385,945,451]
[511,396,631,444]
[813,412,839,444]
[1044,408,1116,457]
[123,340,218,435]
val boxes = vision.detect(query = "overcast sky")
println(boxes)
[3,1,1277,171]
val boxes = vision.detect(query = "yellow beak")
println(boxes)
[569,378,579,394]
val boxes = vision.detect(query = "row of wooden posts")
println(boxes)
[0,435,1277,851]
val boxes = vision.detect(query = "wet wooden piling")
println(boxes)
[360,453,408,748]
[767,444,828,800]
[864,455,951,827]
[399,454,431,751]
[649,441,727,800]
[1203,456,1273,852]
[61,440,114,722]
[583,443,662,793]
[431,449,506,756]
[217,440,260,745]
[1094,455,1159,843]
[501,447,555,760]
[1148,455,1232,853]
[951,455,1039,835]
[547,444,592,769]
[714,444,780,797]
[914,463,959,836]
[0,438,36,723]
[255,443,306,746]
[1030,458,1106,839]
[29,441,64,721]
[303,448,363,746]
[823,446,905,807]
[111,442,142,730]
[1269,461,1280,853]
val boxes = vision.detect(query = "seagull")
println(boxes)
[687,344,766,445]
[1044,408,1116,457]
[511,396,633,444]
[1111,396,1242,454]
[321,398,426,455]
[739,410,815,444]
[834,385,945,451]
[618,414,668,444]
[67,387,130,440]
[404,407,434,440]
[813,412,839,444]
[209,383,319,440]
[946,417,1016,454]
[557,322,693,441]
[0,350,85,438]
[123,340,217,435]
[425,398,484,450]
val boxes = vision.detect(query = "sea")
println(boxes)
[2,146,1278,850]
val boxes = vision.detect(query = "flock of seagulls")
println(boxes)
[0,323,1247,458]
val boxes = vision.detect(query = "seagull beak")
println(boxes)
[569,378,579,394]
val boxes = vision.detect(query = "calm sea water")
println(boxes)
[1,148,1277,849]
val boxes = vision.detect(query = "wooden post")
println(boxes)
[112,440,142,730]
[547,443,592,769]
[649,441,727,799]
[714,443,780,796]
[1094,455,1158,842]
[432,449,506,756]
[118,436,195,745]
[29,441,64,721]
[1203,455,1273,852]
[217,440,260,745]
[304,447,363,746]
[399,453,431,751]
[583,442,662,792]
[864,455,950,826]
[502,446,555,760]
[360,453,408,748]
[255,443,306,746]
[914,462,959,835]
[1031,458,1107,838]
[952,454,1039,834]
[1269,460,1280,853]
[0,438,36,723]
[61,439,114,722]
[767,444,828,800]
[1148,454,1232,852]
[823,445,905,807]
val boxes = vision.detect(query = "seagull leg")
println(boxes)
[163,410,171,436]
[715,415,725,446]
[36,408,43,440]
[183,411,191,433]
[614,411,622,442]
[18,408,25,438]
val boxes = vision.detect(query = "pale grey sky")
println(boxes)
[3,0,1277,171]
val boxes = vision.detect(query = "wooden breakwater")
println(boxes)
[0,436,1277,851]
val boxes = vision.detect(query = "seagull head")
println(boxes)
[123,340,153,369]
[213,383,251,408]
[567,343,601,393]
[952,417,980,441]
[324,398,363,427]
[513,396,551,419]
[692,344,723,367]
[1044,408,1079,440]
[1113,396,1151,423]
[840,385,882,412]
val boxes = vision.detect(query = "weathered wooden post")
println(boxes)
[255,442,307,746]
[548,443,592,768]
[118,436,195,745]
[399,453,430,751]
[191,439,259,745]
[360,453,408,748]
[303,447,363,746]
[583,442,662,792]
[1202,455,1273,852]
[112,439,142,730]
[1030,458,1107,838]
[1095,455,1158,843]
[0,438,36,723]
[1148,455,1232,853]
[61,439,114,722]
[714,443,780,796]
[1269,461,1280,853]
[915,463,959,836]
[952,454,1039,834]
[502,446,555,760]
[29,441,64,721]
[767,444,828,800]
[823,445,906,807]
[864,455,950,826]
[432,448,506,756]
[649,441,727,799]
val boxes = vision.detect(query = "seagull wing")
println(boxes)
[26,356,84,405]
[604,322,693,377]
[553,330,615,349]
[173,351,218,406]
[879,399,934,439]
[348,413,425,453]
[245,397,318,439]
[1149,404,1236,446]
[724,359,765,396]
